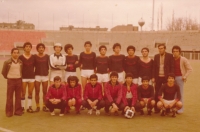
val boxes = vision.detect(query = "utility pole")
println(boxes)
[160,2,163,30]
[152,0,154,31]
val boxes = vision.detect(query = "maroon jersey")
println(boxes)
[138,59,154,79]
[19,54,35,79]
[79,52,96,70]
[158,83,181,101]
[124,56,140,78]
[109,54,125,73]
[95,56,109,74]
[34,54,49,76]
[137,85,154,101]
[66,55,79,72]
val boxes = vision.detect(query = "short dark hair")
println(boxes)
[172,45,181,53]
[125,73,133,79]
[64,44,74,53]
[127,45,135,52]
[67,76,79,85]
[84,41,92,46]
[141,76,150,82]
[110,71,118,78]
[89,74,98,80]
[158,43,166,49]
[112,43,121,50]
[99,45,107,51]
[141,47,149,52]
[11,48,19,54]
[167,73,175,80]
[23,42,32,49]
[36,43,45,50]
[54,76,61,82]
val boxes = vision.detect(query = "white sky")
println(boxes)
[0,0,199,31]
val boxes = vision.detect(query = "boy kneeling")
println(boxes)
[104,71,122,116]
[46,76,66,116]
[121,73,138,117]
[157,73,182,117]
[137,76,155,115]
[82,74,105,115]
[66,76,82,114]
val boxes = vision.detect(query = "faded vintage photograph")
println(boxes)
[0,0,199,132]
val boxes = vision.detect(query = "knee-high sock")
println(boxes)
[21,98,25,108]
[28,97,32,107]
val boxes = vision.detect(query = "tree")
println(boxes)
[166,17,199,31]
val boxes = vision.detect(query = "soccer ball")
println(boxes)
[124,109,134,119]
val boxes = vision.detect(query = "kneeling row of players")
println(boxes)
[46,72,182,118]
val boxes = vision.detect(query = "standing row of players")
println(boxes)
[2,41,192,118]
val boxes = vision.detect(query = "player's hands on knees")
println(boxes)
[131,107,135,112]
[124,106,130,112]
[49,99,54,103]
[164,103,169,108]
[169,102,175,108]
[112,103,119,111]
[71,98,76,105]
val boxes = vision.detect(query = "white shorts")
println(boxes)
[117,72,124,83]
[50,70,65,82]
[35,75,49,82]
[96,73,109,83]
[22,79,35,83]
[65,72,77,82]
[81,70,94,78]
[132,78,138,85]
[163,99,175,105]
[138,77,152,85]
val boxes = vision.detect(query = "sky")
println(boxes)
[0,0,199,31]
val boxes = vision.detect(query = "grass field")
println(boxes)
[0,59,200,132]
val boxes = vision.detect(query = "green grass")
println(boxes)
[0,60,200,132]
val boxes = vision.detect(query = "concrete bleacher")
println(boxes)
[0,29,200,59]
[44,30,200,58]
[0,30,46,55]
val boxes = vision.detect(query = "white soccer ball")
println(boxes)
[124,109,134,119]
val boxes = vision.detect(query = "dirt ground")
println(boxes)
[0,60,200,132]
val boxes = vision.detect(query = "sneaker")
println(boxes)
[42,106,49,112]
[59,113,64,116]
[147,110,152,115]
[140,110,144,115]
[161,110,166,116]
[96,110,100,115]
[34,107,40,112]
[50,111,55,116]
[88,109,92,115]
[172,110,176,117]
[27,107,34,113]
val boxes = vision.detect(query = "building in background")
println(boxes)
[0,20,35,30]
[60,25,108,31]
[111,24,138,31]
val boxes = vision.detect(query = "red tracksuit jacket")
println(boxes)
[84,82,103,101]
[121,83,138,107]
[66,83,82,100]
[46,84,67,101]
[104,81,122,105]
